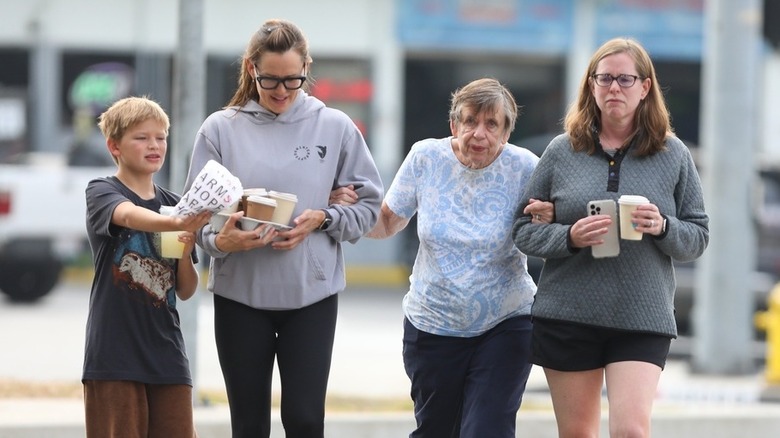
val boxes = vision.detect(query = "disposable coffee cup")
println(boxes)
[239,188,268,214]
[618,195,650,240]
[267,191,298,225]
[245,195,277,221]
[159,206,186,259]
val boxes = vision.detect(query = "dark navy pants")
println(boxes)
[402,315,533,438]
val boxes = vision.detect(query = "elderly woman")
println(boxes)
[367,78,552,438]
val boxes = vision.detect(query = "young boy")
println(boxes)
[82,96,211,437]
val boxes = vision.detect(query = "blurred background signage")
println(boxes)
[398,0,703,59]
[68,62,134,116]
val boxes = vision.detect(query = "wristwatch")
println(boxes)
[317,209,332,231]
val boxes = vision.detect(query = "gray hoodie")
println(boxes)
[183,92,383,309]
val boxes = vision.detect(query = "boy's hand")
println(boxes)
[175,211,213,232]
[178,231,198,256]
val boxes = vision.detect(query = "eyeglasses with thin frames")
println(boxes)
[591,73,641,88]
[254,75,307,90]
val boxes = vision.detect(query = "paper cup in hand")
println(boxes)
[174,160,243,216]
[618,195,649,240]
[159,206,185,259]
[267,191,298,226]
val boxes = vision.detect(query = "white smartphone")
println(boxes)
[587,200,620,258]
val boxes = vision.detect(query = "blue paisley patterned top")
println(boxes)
[386,137,538,337]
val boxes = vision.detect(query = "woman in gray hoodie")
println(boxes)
[183,18,383,438]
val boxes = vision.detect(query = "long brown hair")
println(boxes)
[563,37,673,156]
[225,19,313,108]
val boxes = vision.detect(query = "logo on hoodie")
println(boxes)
[316,145,327,159]
[294,146,310,161]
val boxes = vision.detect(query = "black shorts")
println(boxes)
[531,318,672,371]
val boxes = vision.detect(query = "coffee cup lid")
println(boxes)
[244,188,268,196]
[268,191,298,202]
[247,195,277,206]
[618,195,649,204]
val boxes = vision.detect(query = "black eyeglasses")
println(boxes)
[255,75,306,90]
[591,73,641,88]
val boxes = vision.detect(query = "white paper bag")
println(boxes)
[174,160,243,215]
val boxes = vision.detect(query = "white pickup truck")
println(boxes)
[0,154,114,301]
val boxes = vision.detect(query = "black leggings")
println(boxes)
[213,293,338,438]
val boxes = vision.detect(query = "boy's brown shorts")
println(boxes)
[83,380,197,438]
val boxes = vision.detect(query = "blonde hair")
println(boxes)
[449,78,520,136]
[226,19,312,108]
[563,37,673,156]
[98,96,170,143]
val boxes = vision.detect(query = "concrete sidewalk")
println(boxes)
[2,392,780,438]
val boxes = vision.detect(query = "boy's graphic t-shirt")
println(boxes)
[82,176,196,385]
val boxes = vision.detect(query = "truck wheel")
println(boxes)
[0,258,63,302]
